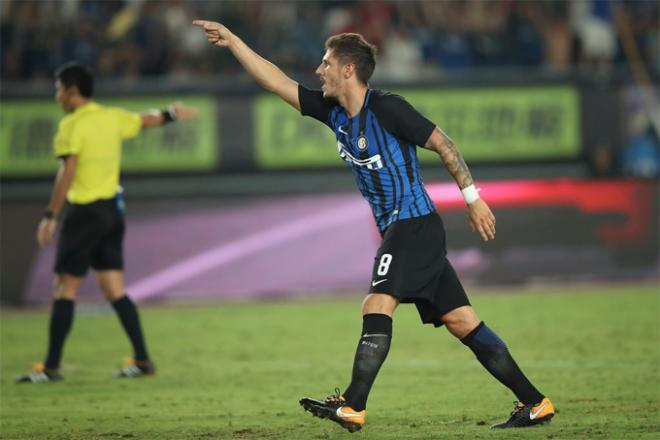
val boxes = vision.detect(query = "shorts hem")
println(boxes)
[54,267,88,277]
[91,264,124,271]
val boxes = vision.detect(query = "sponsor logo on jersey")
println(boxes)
[337,141,383,170]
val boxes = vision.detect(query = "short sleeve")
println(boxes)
[112,108,142,140]
[53,117,82,158]
[298,84,335,126]
[372,93,436,147]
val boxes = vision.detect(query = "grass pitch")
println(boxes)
[1,284,658,439]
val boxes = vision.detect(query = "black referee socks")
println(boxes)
[344,313,393,412]
[112,295,150,362]
[461,321,544,405]
[44,298,75,369]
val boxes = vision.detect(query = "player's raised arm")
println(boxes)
[192,19,300,111]
[424,127,496,242]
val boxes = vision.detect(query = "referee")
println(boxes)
[193,21,554,431]
[17,62,198,383]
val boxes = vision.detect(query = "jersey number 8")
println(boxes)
[377,253,393,276]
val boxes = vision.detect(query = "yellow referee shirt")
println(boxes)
[53,102,142,204]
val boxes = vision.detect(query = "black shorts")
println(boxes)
[54,197,125,277]
[369,212,470,327]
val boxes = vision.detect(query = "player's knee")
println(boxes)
[100,286,124,302]
[442,306,480,339]
[96,282,121,301]
[361,294,397,316]
[450,323,478,339]
[95,270,125,302]
[52,280,77,300]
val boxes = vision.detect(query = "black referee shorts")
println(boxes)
[368,212,470,327]
[54,198,125,277]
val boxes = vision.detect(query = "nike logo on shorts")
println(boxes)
[371,279,387,287]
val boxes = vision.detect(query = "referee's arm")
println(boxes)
[37,155,77,246]
[141,103,199,128]
[193,19,300,111]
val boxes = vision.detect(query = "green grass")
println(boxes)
[1,284,659,439]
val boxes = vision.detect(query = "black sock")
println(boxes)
[343,314,392,412]
[44,299,75,370]
[461,321,544,405]
[112,295,149,361]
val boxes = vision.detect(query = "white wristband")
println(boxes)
[461,184,481,204]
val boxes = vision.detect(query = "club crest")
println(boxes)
[357,135,369,151]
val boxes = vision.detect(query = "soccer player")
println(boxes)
[193,21,555,431]
[17,62,198,383]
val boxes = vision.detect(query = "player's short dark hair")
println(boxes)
[325,33,377,85]
[55,62,94,97]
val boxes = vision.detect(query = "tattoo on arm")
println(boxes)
[432,129,473,189]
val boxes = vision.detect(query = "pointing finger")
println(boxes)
[193,20,219,30]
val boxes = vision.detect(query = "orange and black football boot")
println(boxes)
[300,388,366,433]
[491,397,555,428]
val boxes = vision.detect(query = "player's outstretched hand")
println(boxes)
[168,102,199,121]
[467,199,496,242]
[192,20,233,48]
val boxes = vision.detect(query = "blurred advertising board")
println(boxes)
[0,96,218,177]
[12,178,657,305]
[255,86,580,168]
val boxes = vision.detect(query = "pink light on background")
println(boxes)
[427,179,654,243]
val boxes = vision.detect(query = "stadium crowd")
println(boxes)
[1,0,658,83]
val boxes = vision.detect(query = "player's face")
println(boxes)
[55,80,75,113]
[316,50,343,98]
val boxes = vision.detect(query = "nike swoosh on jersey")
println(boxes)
[371,279,387,286]
[529,403,548,420]
[338,126,348,135]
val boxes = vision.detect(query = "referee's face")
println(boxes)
[316,50,342,98]
[55,80,75,113]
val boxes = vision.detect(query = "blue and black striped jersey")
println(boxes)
[299,85,437,232]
